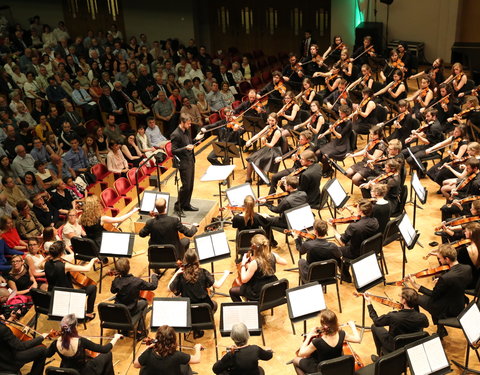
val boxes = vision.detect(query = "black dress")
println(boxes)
[124,144,142,167]
[299,330,346,373]
[212,345,273,375]
[138,348,191,375]
[170,268,216,309]
[246,129,285,175]
[83,220,104,247]
[318,120,353,160]
[351,141,388,178]
[240,254,277,301]
[457,247,480,290]
[353,99,377,134]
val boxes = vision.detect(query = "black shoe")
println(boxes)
[136,331,147,341]
[342,273,352,283]
[371,354,379,363]
[271,240,278,247]
[193,330,204,339]
[437,325,448,338]
[183,205,199,211]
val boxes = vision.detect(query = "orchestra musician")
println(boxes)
[168,248,230,338]
[436,202,480,244]
[408,75,434,120]
[296,150,323,208]
[401,108,443,177]
[345,125,387,186]
[329,199,379,283]
[316,104,353,177]
[298,78,316,110]
[443,62,468,96]
[348,64,374,101]
[322,35,345,63]
[0,313,48,375]
[396,42,413,76]
[110,258,159,338]
[292,309,360,375]
[244,113,285,184]
[234,89,266,132]
[352,35,376,66]
[449,95,480,128]
[458,223,480,288]
[256,71,286,112]
[301,44,326,83]
[134,325,203,374]
[293,101,327,149]
[374,69,407,106]
[282,53,304,92]
[231,195,266,232]
[44,241,98,321]
[139,198,197,259]
[298,219,341,282]
[322,78,351,113]
[46,314,123,375]
[362,288,429,360]
[229,234,287,302]
[212,322,273,375]
[277,90,300,137]
[352,88,377,136]
[380,50,407,84]
[385,101,416,144]
[268,130,314,195]
[410,58,445,86]
[338,48,353,82]
[434,84,456,132]
[405,244,472,338]
[370,185,392,233]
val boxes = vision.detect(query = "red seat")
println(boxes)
[261,70,272,83]
[208,113,220,125]
[91,163,114,187]
[219,107,227,120]
[242,95,249,102]
[251,76,263,90]
[114,177,143,200]
[238,81,253,96]
[85,119,100,134]
[101,187,131,211]
[165,141,173,158]
[232,100,242,110]
[127,167,148,187]
[118,122,131,132]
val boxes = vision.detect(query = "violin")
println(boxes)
[343,342,365,371]
[326,73,339,83]
[258,191,289,201]
[454,73,464,82]
[70,271,97,288]
[220,205,245,212]
[233,251,253,287]
[366,139,381,152]
[281,143,310,161]
[329,215,361,225]
[303,87,313,99]
[289,166,307,177]
[274,81,287,96]
[353,292,403,310]
[390,60,405,69]
[446,195,480,208]
[423,239,471,259]
[370,171,395,184]
[387,265,450,286]
[283,229,316,240]
[434,215,480,231]
[251,97,268,113]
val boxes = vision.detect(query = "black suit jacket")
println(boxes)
[299,163,322,207]
[419,263,472,321]
[216,71,236,87]
[139,214,197,252]
[171,125,195,169]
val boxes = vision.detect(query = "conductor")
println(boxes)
[171,113,203,216]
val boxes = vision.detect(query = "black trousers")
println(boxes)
[5,345,47,375]
[268,167,293,194]
[176,165,195,210]
[84,351,114,375]
[84,284,97,314]
[401,146,428,170]
[371,325,395,355]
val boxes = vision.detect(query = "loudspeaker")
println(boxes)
[380,0,394,4]
[355,22,383,52]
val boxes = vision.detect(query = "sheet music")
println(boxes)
[195,236,215,260]
[398,214,416,247]
[423,337,449,372]
[251,162,269,184]
[152,300,188,328]
[100,232,131,255]
[285,205,314,231]
[412,173,426,202]
[140,191,169,213]
[459,303,480,344]
[407,344,432,375]
[68,293,86,319]
[352,254,382,289]
[51,290,86,319]
[210,231,230,257]
[327,179,347,207]
[226,184,255,207]
[222,305,259,331]
[288,284,326,319]
[200,165,235,182]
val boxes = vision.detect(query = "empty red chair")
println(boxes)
[85,119,100,134]
[114,177,143,201]
[91,163,113,185]
[127,167,149,189]
[232,100,242,110]
[262,70,272,83]
[101,187,131,212]
[251,76,263,90]
[208,113,220,125]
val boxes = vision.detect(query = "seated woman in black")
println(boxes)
[5,254,37,306]
[213,322,273,375]
[229,234,287,302]
[168,248,230,338]
[44,241,98,320]
[46,313,122,375]
[134,325,203,375]
[232,195,265,231]
[293,309,360,375]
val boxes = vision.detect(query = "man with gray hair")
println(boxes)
[11,145,36,178]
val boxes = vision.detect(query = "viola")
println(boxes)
[258,191,289,201]
[70,271,97,287]
[284,229,316,240]
[289,166,307,177]
[233,251,253,288]
[387,265,450,286]
[435,215,480,231]
[329,215,361,225]
[343,342,365,371]
[353,292,403,310]
[423,239,471,259]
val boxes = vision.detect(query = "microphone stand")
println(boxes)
[136,152,163,208]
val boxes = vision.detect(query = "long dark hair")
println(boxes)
[154,325,177,357]
[60,314,79,350]
[182,248,200,284]
[243,195,255,226]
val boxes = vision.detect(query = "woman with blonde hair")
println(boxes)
[79,195,138,247]
[229,234,287,302]
[232,195,265,231]
[293,309,360,375]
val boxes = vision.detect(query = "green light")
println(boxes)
[355,1,364,27]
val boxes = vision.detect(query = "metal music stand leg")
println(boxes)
[412,194,424,248]
[210,262,229,297]
[451,343,480,375]
[209,181,232,229]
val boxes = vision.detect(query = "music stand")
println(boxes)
[151,297,191,348]
[226,183,256,207]
[212,141,244,168]
[251,162,270,212]
[454,301,480,374]
[406,147,426,209]
[326,156,348,178]
[350,251,385,330]
[99,232,135,258]
[139,191,171,218]
[411,172,428,229]
[397,212,420,278]
[286,282,326,335]
[49,287,87,321]
[324,178,349,218]
[201,165,236,228]
[285,203,315,232]
[194,229,231,297]
[220,302,262,338]
[405,334,452,375]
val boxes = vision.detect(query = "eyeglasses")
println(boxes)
[11,260,23,263]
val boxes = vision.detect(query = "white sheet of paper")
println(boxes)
[226,184,256,207]
[200,165,235,182]
[285,205,315,231]
[140,192,169,213]
[407,345,432,375]
[100,232,131,255]
[327,179,347,207]
[195,236,215,261]
[152,300,188,328]
[251,162,269,184]
[424,337,449,372]
[412,173,426,202]
[51,290,71,317]
[398,214,416,247]
[210,231,230,257]
[288,284,326,319]
[352,253,382,289]
[223,304,259,331]
[459,303,480,344]
[68,292,86,319]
